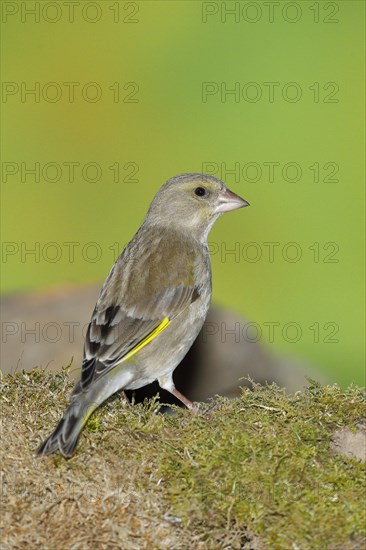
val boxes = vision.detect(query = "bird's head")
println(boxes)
[146,173,249,240]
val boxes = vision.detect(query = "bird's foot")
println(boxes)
[117,390,133,409]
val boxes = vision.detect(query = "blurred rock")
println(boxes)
[330,423,366,462]
[1,284,99,378]
[1,284,323,403]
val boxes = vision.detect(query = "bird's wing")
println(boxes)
[79,231,202,391]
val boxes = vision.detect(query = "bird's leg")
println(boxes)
[170,387,200,413]
[117,390,133,409]
[158,376,199,413]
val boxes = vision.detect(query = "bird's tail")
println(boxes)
[36,394,98,458]
[37,365,134,457]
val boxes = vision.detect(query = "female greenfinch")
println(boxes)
[37,173,249,457]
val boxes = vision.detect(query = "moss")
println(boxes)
[1,370,365,549]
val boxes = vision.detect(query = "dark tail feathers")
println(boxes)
[36,408,83,458]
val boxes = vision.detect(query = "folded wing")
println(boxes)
[78,230,201,392]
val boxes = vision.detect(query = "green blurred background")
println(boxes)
[1,1,365,386]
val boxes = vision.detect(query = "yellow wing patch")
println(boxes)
[123,317,171,361]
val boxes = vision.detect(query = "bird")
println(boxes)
[36,173,249,457]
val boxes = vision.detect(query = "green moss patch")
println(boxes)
[1,369,365,549]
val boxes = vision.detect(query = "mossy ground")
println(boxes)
[1,367,365,549]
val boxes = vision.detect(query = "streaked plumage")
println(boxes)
[36,173,249,457]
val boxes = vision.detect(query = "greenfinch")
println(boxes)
[37,173,249,457]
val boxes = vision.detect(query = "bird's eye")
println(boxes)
[194,187,206,197]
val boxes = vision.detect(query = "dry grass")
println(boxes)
[1,368,365,549]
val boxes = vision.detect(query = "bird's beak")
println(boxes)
[215,188,250,213]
